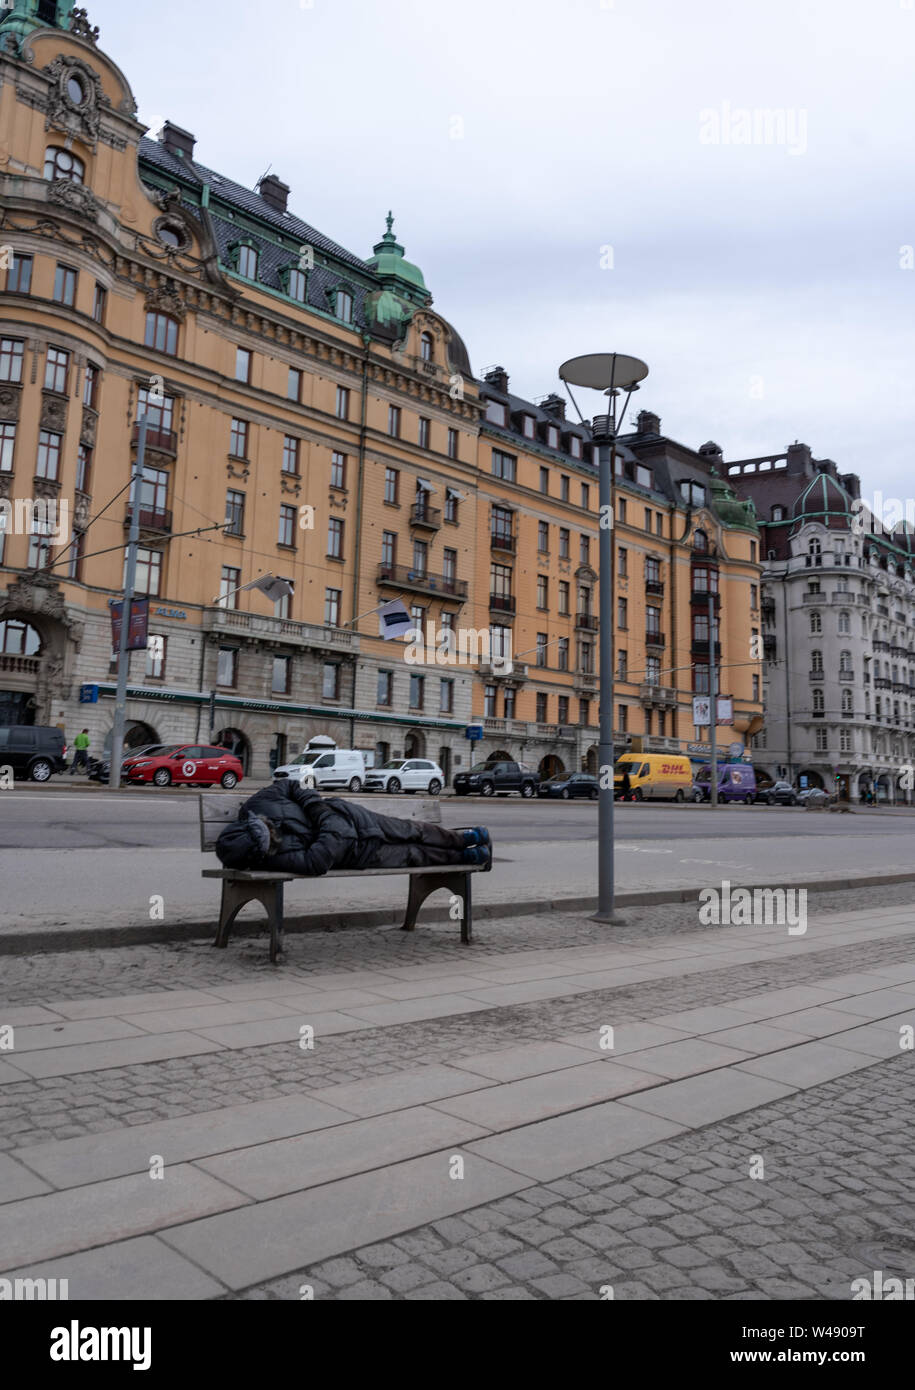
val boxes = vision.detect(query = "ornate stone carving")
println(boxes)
[0,475,11,501]
[280,476,302,498]
[0,575,68,625]
[329,493,348,512]
[33,476,61,501]
[74,490,91,529]
[46,178,100,221]
[79,409,97,447]
[69,8,101,45]
[40,392,68,432]
[43,54,107,149]
[0,384,22,421]
[144,284,187,321]
[226,460,250,481]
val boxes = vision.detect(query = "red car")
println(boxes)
[123,743,243,789]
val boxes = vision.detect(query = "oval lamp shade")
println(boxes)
[559,353,649,392]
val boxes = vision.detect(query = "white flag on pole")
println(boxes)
[378,598,413,639]
[241,575,294,603]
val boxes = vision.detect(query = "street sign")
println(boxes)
[717,697,734,725]
[79,684,98,704]
[692,696,711,726]
[465,725,483,742]
[728,741,744,758]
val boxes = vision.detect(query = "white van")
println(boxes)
[273,747,366,792]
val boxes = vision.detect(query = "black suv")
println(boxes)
[0,725,68,782]
[453,760,538,798]
[764,780,798,806]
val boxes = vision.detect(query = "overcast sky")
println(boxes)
[90,0,915,498]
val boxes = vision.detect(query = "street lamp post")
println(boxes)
[108,416,148,790]
[559,353,649,923]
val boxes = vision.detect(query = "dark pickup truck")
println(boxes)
[453,759,538,798]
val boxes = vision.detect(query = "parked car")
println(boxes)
[537,772,599,800]
[453,760,538,797]
[88,744,171,782]
[274,747,366,792]
[614,754,693,802]
[0,725,67,782]
[364,759,444,794]
[689,781,705,803]
[123,744,243,789]
[695,762,757,804]
[764,780,798,807]
[798,786,830,807]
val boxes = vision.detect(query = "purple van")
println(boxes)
[696,762,757,804]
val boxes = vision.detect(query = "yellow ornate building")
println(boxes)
[0,3,762,779]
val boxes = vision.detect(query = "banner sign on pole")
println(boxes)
[110,598,150,652]
[692,696,711,727]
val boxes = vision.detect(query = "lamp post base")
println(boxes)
[591,909,626,925]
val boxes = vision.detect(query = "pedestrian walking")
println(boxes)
[621,770,631,802]
[70,728,90,775]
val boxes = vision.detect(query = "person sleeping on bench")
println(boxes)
[216,779,492,875]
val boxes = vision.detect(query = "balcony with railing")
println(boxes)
[838,670,855,682]
[0,654,41,676]
[645,579,665,596]
[574,669,599,691]
[690,639,719,656]
[132,422,177,457]
[639,682,677,706]
[377,562,468,602]
[809,668,825,681]
[646,630,666,648]
[490,529,515,554]
[202,609,358,652]
[410,501,441,532]
[488,592,516,615]
[690,588,720,606]
[125,504,173,534]
[575,612,599,631]
[801,592,823,605]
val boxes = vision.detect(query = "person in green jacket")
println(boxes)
[71,728,90,775]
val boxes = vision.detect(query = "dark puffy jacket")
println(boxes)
[216,780,385,875]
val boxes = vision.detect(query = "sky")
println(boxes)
[87,0,915,499]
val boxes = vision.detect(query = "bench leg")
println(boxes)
[213,880,285,964]
[401,871,472,943]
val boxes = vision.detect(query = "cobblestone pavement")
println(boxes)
[234,1057,914,1301]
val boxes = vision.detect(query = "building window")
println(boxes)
[492,449,516,482]
[137,387,174,436]
[618,496,627,524]
[644,507,652,531]
[335,290,353,323]
[418,417,430,449]
[327,517,344,559]
[816,727,828,753]
[504,688,516,719]
[443,548,457,584]
[36,430,62,480]
[383,467,399,504]
[229,418,248,459]
[538,466,549,495]
[752,674,760,701]
[274,589,291,619]
[82,362,100,409]
[750,541,757,562]
[618,649,628,681]
[840,728,852,753]
[237,245,258,279]
[381,530,396,568]
[538,521,549,552]
[27,525,53,570]
[491,505,513,548]
[646,605,661,637]
[838,609,850,634]
[579,699,590,726]
[809,610,822,635]
[447,428,458,459]
[217,647,238,687]
[235,347,251,383]
[536,633,548,667]
[144,312,179,356]
[287,367,302,402]
[53,263,77,306]
[288,268,307,303]
[336,386,350,420]
[219,566,240,609]
[67,529,85,580]
[618,704,629,732]
[377,669,393,706]
[146,634,166,680]
[558,475,569,502]
[140,465,168,518]
[557,637,569,671]
[811,649,823,673]
[282,436,299,474]
[692,565,718,595]
[555,695,568,724]
[278,504,296,548]
[412,538,428,576]
[444,489,459,523]
[272,655,290,695]
[558,580,570,615]
[537,575,549,610]
[0,339,24,384]
[772,505,785,521]
[580,534,590,565]
[330,451,346,489]
[440,678,454,714]
[484,684,497,717]
[322,662,340,700]
[133,547,162,597]
[559,527,570,559]
[44,346,69,393]
[0,422,16,473]
[656,513,664,536]
[409,674,425,709]
[581,483,590,510]
[410,603,424,631]
[224,490,245,536]
[842,689,853,715]
[421,332,433,362]
[839,650,853,674]
[44,146,84,182]
[388,405,401,437]
[485,400,506,426]
[7,255,33,295]
[91,281,106,323]
[617,597,628,629]
[322,587,341,627]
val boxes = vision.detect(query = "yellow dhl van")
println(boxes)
[614,754,694,802]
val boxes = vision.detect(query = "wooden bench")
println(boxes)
[199,792,488,963]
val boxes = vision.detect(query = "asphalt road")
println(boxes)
[1,787,914,850]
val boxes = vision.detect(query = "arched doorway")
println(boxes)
[438,746,451,786]
[539,753,564,780]
[487,747,512,763]
[0,618,43,724]
[214,727,251,774]
[584,744,598,775]
[797,767,824,791]
[403,729,426,759]
[102,721,160,757]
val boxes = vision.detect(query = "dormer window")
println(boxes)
[485,400,507,426]
[569,435,581,458]
[680,480,706,507]
[237,245,258,279]
[45,147,84,184]
[287,268,307,303]
[335,290,353,323]
[547,425,559,449]
[636,464,652,488]
[522,415,535,439]
[693,529,708,552]
[771,505,785,521]
[420,332,433,362]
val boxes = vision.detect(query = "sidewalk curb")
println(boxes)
[3,870,915,956]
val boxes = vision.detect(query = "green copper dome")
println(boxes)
[363,286,414,338]
[708,466,759,533]
[366,212,429,299]
[0,1,77,52]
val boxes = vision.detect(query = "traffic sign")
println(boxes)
[465,725,483,742]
